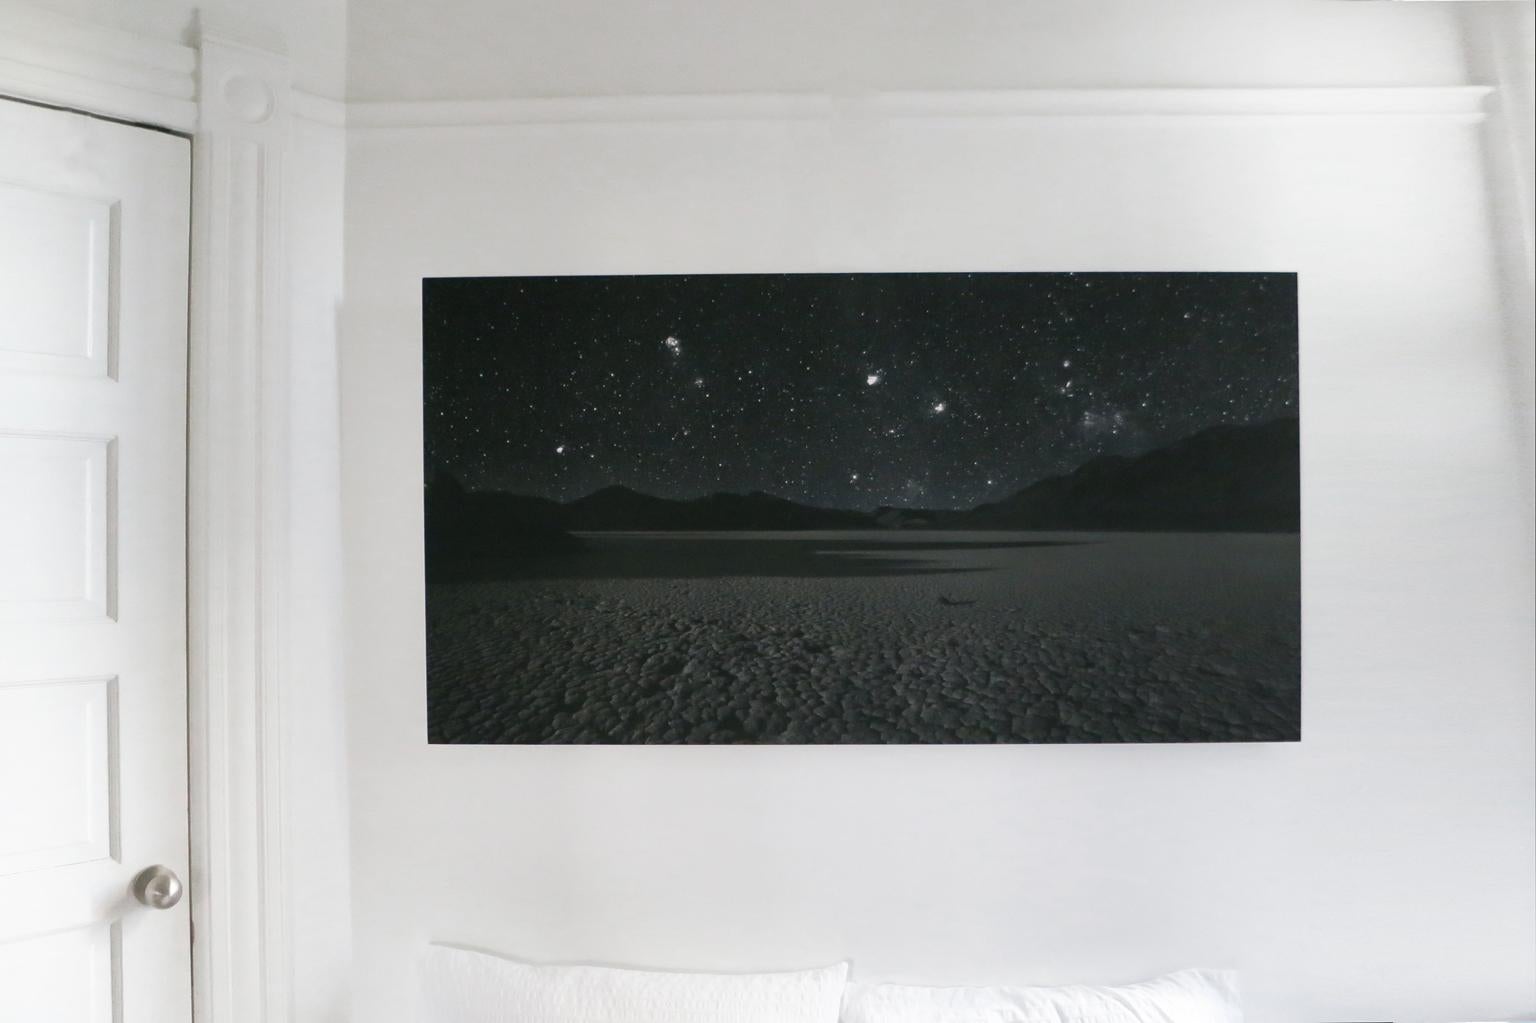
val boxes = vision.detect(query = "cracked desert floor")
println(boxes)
[426,530,1300,744]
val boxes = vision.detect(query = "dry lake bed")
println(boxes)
[425,530,1300,744]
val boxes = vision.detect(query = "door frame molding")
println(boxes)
[0,5,306,1021]
[186,15,297,1023]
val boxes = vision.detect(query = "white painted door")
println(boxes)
[0,99,191,1023]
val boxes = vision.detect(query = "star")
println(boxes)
[426,271,1295,508]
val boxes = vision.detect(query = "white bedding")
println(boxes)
[840,969,1242,1023]
[419,945,849,1023]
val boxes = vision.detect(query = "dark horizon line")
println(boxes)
[437,413,1300,517]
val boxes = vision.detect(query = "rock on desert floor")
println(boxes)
[425,531,1300,744]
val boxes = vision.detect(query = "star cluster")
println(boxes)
[423,272,1297,510]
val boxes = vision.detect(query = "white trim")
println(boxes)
[345,86,1493,131]
[290,89,348,128]
[0,1,196,130]
[185,17,296,1023]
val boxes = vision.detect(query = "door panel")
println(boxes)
[0,99,191,1023]
[0,433,112,621]
[0,925,114,1023]
[0,676,115,876]
[0,180,113,377]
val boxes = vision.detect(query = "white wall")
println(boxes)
[340,5,1535,1022]
[284,110,353,1023]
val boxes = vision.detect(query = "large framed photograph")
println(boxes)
[423,272,1299,744]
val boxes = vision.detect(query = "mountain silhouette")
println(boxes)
[963,416,1299,531]
[424,416,1299,548]
[424,469,582,564]
[566,485,684,530]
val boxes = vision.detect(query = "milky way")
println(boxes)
[423,272,1297,510]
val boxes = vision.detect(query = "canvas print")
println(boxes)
[424,272,1299,744]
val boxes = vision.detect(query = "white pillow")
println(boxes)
[420,944,849,1023]
[841,969,1241,1023]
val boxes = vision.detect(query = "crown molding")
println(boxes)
[0,9,1491,141]
[344,86,1493,131]
[290,89,347,128]
[0,0,196,130]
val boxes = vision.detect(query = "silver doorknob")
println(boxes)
[131,865,183,910]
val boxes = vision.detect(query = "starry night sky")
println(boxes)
[423,272,1297,511]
